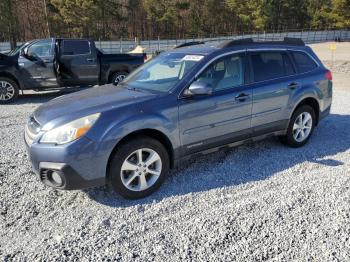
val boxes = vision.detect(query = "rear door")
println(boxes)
[179,52,253,154]
[18,39,57,88]
[248,50,297,135]
[57,39,99,86]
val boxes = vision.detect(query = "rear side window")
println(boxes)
[292,51,318,73]
[283,53,295,76]
[250,52,296,82]
[62,40,90,55]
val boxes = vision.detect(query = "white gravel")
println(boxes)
[1,88,350,260]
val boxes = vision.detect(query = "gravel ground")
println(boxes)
[1,66,350,260]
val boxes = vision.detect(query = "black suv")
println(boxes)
[0,38,145,103]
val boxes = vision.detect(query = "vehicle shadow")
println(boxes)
[85,113,350,207]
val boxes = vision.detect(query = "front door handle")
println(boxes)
[235,93,250,102]
[288,82,300,90]
[86,58,96,62]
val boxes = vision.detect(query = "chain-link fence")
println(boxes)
[1,29,349,54]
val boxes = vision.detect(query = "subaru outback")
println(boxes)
[25,38,332,199]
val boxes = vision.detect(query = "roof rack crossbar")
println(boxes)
[175,41,205,49]
[217,37,305,48]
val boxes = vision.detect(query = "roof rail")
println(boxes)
[217,37,305,48]
[175,41,205,49]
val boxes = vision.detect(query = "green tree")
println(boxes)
[50,0,97,37]
[331,0,350,27]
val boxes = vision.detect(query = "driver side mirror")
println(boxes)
[184,81,213,96]
[21,47,37,60]
[20,47,28,57]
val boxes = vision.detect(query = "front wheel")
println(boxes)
[0,77,19,104]
[109,136,170,199]
[280,105,316,147]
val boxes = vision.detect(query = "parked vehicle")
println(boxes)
[0,38,145,103]
[25,38,332,199]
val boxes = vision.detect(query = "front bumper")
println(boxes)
[25,135,107,190]
[37,162,105,190]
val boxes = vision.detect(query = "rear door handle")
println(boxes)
[288,82,300,90]
[86,58,96,62]
[235,93,250,102]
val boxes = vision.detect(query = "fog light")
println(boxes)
[50,171,63,186]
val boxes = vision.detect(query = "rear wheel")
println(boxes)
[111,71,128,85]
[280,105,316,147]
[0,77,19,104]
[109,136,170,199]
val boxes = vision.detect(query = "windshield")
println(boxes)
[8,42,29,55]
[121,53,204,93]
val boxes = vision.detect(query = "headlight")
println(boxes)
[40,113,100,145]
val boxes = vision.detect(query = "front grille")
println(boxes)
[25,116,41,146]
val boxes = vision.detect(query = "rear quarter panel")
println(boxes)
[287,67,332,120]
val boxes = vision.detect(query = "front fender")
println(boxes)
[85,106,180,171]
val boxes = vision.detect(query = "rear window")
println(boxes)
[251,52,295,82]
[292,51,318,73]
[62,40,90,55]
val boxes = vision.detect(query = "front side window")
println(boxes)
[195,53,244,92]
[27,40,52,57]
[121,53,203,93]
[62,40,90,55]
[292,51,318,73]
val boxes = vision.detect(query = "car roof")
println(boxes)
[170,38,309,56]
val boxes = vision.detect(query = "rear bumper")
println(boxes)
[319,105,331,122]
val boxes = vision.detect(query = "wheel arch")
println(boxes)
[106,128,175,182]
[0,72,22,90]
[292,97,320,125]
[107,67,130,83]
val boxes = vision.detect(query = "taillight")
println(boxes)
[143,53,148,62]
[325,70,333,81]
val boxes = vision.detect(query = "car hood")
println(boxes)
[0,53,18,66]
[34,85,157,128]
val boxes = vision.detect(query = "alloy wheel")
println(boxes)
[292,112,313,142]
[0,81,15,101]
[120,148,162,192]
[114,74,126,84]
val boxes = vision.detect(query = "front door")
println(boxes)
[18,39,57,88]
[179,52,253,155]
[56,39,99,87]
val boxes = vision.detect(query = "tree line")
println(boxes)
[0,0,349,47]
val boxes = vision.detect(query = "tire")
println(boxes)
[110,71,128,85]
[280,105,316,147]
[0,77,19,104]
[109,136,170,199]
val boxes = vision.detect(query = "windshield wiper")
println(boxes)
[124,85,146,93]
